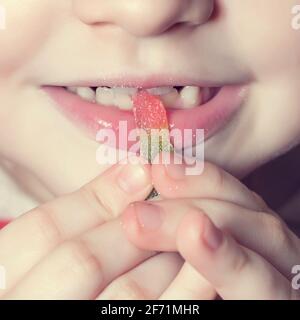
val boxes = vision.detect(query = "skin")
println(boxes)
[0,0,300,299]
[123,154,300,299]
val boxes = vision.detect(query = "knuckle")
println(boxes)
[262,213,292,251]
[216,247,250,291]
[231,249,249,275]
[204,162,226,193]
[29,207,63,247]
[104,276,147,300]
[181,280,216,300]
[251,191,268,209]
[80,184,117,221]
[62,240,104,281]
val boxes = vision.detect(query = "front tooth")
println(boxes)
[96,87,114,106]
[76,87,95,102]
[180,86,201,108]
[113,90,133,110]
[160,88,180,108]
[147,87,174,96]
[113,87,138,96]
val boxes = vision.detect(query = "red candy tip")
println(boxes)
[132,90,169,131]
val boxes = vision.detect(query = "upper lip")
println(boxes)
[43,74,231,89]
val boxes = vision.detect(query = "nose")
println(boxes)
[73,0,214,37]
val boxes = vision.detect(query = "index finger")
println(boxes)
[0,157,152,296]
[152,152,266,211]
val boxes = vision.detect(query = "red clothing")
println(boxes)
[0,219,10,229]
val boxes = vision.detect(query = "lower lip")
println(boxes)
[43,85,247,149]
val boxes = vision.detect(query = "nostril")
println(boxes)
[163,22,190,34]
[73,0,215,37]
[182,0,215,26]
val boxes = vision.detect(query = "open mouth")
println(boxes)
[43,82,247,149]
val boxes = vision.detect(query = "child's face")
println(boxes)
[0,0,300,199]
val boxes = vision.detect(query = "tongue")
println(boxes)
[132,90,173,162]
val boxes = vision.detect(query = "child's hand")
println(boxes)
[0,159,182,299]
[123,154,300,300]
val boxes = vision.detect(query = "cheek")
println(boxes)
[225,0,300,77]
[0,0,55,75]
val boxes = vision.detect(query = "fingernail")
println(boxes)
[135,202,163,231]
[117,163,149,193]
[202,217,223,250]
[164,153,186,180]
